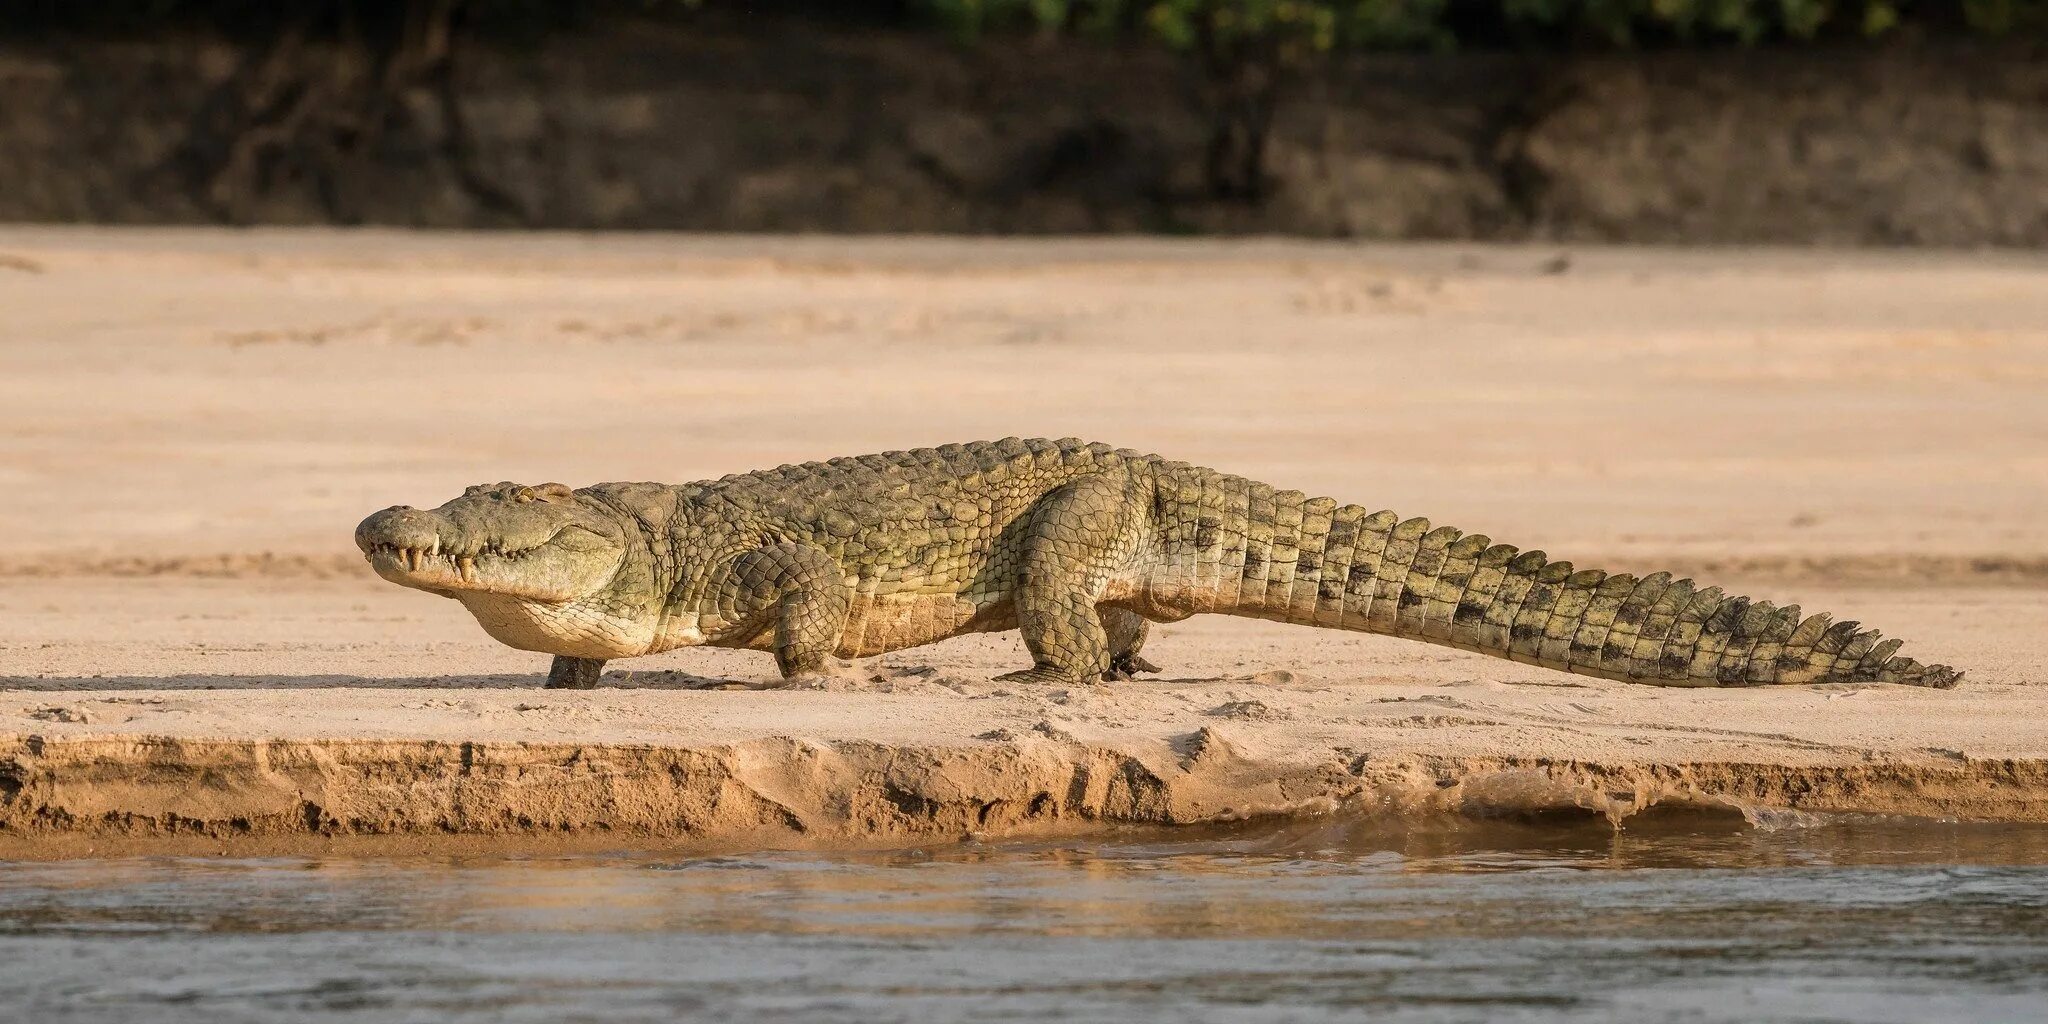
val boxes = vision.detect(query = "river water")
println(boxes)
[4,814,2047,1023]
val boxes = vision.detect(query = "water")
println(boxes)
[5,815,2048,1023]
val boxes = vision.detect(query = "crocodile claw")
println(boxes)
[1103,653,1162,682]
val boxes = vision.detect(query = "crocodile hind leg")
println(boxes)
[545,655,605,689]
[1101,607,1161,681]
[996,477,1146,686]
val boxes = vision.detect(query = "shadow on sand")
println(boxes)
[0,671,782,692]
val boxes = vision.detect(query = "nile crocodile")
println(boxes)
[355,437,1963,690]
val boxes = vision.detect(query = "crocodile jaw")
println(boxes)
[452,589,658,659]
[359,528,621,602]
[355,488,628,604]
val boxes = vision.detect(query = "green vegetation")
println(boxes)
[922,0,2047,47]
[924,2,1457,197]
[3,0,2040,213]
[919,0,2044,196]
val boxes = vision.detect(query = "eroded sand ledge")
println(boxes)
[5,672,2045,853]
[6,735,2045,844]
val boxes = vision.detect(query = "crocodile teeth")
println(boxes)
[459,556,476,581]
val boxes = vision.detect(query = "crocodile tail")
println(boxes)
[1154,480,1962,688]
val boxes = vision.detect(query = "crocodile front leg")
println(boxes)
[713,542,852,680]
[545,655,605,689]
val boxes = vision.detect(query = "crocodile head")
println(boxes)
[355,482,629,604]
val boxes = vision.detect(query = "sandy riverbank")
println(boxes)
[1,229,2043,852]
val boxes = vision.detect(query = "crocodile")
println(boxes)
[354,437,1963,690]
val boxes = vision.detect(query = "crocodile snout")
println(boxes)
[355,506,444,555]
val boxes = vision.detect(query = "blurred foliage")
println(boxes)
[1961,0,2048,32]
[3,0,2038,210]
[3,0,2043,48]
[925,1,1453,54]
[908,0,2045,200]
[918,0,2048,48]
[1487,0,2048,44]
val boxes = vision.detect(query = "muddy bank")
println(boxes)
[2,731,2044,854]
[1,28,2045,243]
[4,656,2045,853]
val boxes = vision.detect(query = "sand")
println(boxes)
[1,227,2044,853]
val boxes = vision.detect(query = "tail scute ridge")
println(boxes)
[1182,482,1966,688]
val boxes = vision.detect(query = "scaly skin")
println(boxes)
[355,438,1964,690]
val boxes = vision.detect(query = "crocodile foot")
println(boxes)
[544,655,605,690]
[1102,653,1162,682]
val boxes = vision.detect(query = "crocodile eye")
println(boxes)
[514,487,536,504]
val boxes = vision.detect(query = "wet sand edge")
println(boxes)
[2,732,2040,859]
